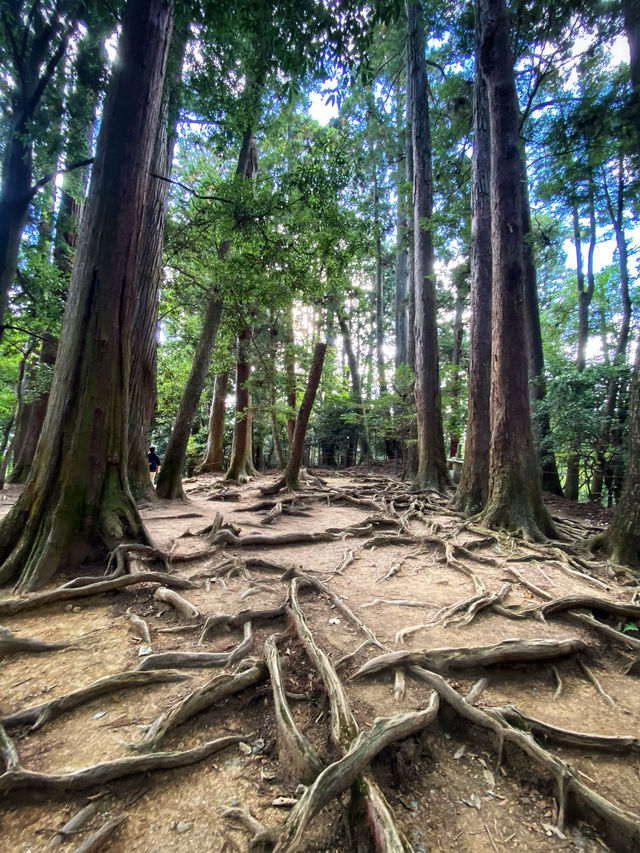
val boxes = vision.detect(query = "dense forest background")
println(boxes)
[0,0,639,590]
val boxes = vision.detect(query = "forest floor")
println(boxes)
[0,471,639,853]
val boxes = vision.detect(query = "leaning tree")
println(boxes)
[0,0,174,591]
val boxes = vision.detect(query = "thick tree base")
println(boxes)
[480,491,558,543]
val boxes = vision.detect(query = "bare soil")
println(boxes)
[0,472,638,852]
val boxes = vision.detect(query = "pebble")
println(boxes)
[175,821,193,834]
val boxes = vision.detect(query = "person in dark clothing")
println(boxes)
[148,446,161,483]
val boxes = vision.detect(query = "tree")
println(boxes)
[593,344,640,567]
[407,0,449,492]
[263,341,327,494]
[0,0,174,590]
[476,0,556,540]
[0,1,86,337]
[454,7,492,516]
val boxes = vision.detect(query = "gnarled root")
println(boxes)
[1,669,191,731]
[0,736,245,797]
[352,637,588,680]
[133,659,268,752]
[408,666,640,850]
[0,625,70,657]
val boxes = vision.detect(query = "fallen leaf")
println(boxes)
[271,797,297,808]
[453,746,466,760]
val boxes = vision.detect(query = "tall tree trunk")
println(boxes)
[394,85,408,370]
[284,307,297,454]
[0,0,174,591]
[373,163,387,396]
[226,324,258,482]
[198,372,228,473]
[448,284,464,460]
[407,0,449,492]
[455,35,492,515]
[565,189,597,500]
[477,0,555,540]
[598,343,640,567]
[520,175,563,496]
[622,0,640,157]
[591,157,632,504]
[263,343,327,494]
[0,9,80,338]
[10,334,57,484]
[155,290,223,499]
[129,29,187,501]
[337,311,370,462]
[403,45,419,482]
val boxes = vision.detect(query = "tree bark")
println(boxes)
[455,31,492,515]
[394,85,409,370]
[337,311,370,463]
[407,0,449,492]
[0,0,174,591]
[10,334,57,484]
[226,324,258,482]
[0,7,80,338]
[198,372,228,473]
[477,0,555,541]
[263,343,327,494]
[601,343,640,568]
[129,29,187,501]
[591,157,632,504]
[155,291,223,499]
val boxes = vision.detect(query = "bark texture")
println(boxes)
[129,29,187,501]
[602,344,640,568]
[0,0,174,590]
[407,0,450,492]
[155,291,223,499]
[198,372,229,473]
[477,0,555,541]
[226,324,258,482]
[453,51,492,513]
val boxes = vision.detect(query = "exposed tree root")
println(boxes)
[0,736,245,797]
[133,660,268,752]
[285,578,410,850]
[0,723,19,770]
[539,595,640,621]
[125,608,151,644]
[1,669,191,730]
[199,604,287,645]
[264,697,440,852]
[49,800,102,848]
[211,518,401,550]
[286,570,386,651]
[153,586,200,619]
[265,634,323,783]
[0,572,197,616]
[577,656,615,706]
[485,704,640,753]
[506,566,640,651]
[0,625,70,657]
[71,814,127,853]
[136,621,255,672]
[352,637,588,680]
[407,666,640,850]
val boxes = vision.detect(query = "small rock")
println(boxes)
[175,821,193,834]
[138,644,152,657]
[72,606,81,613]
[238,742,252,755]
[64,604,73,612]
[328,617,340,625]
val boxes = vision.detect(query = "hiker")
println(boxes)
[148,446,161,483]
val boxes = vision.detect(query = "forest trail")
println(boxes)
[0,472,638,853]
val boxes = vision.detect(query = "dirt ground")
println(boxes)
[0,472,638,852]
